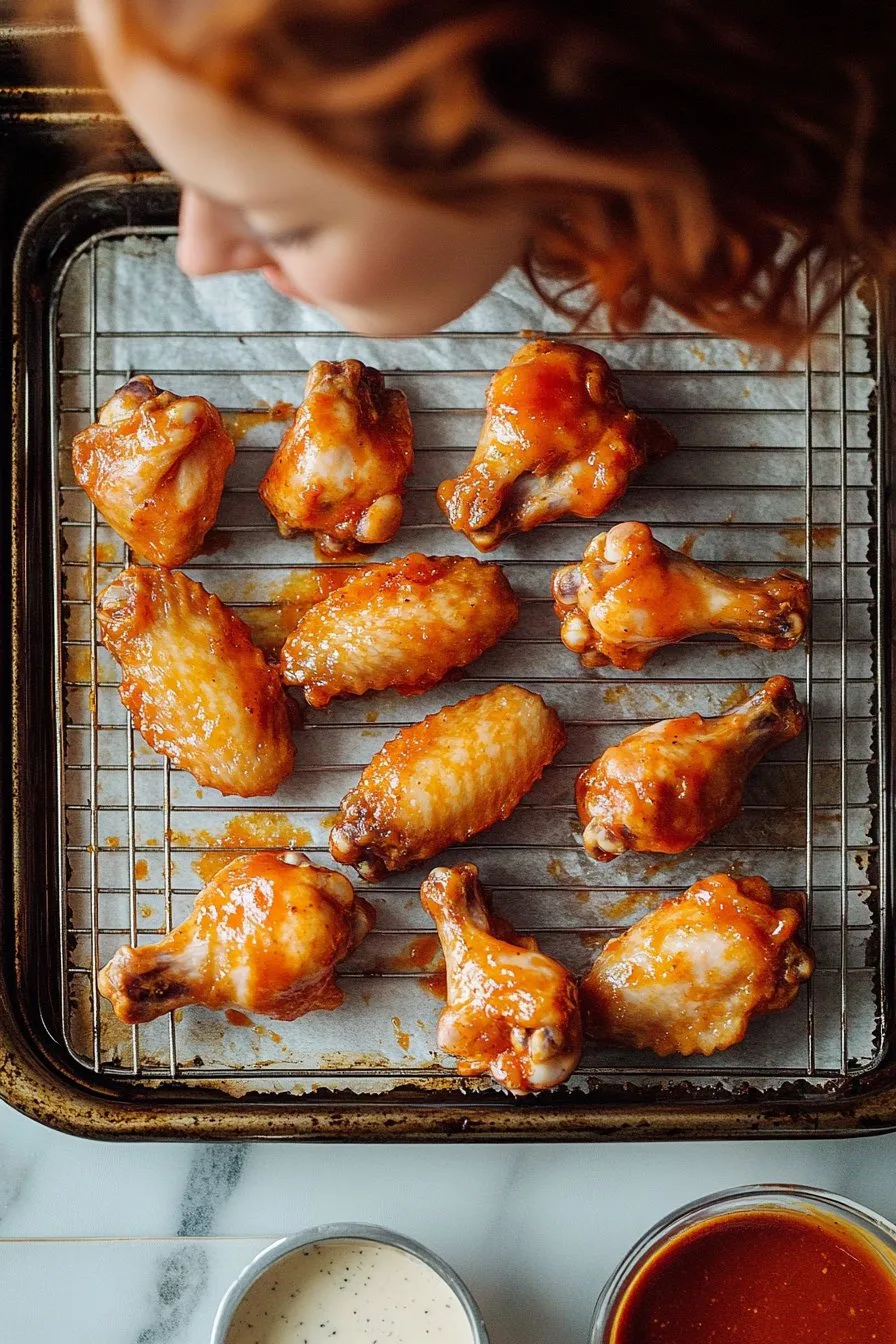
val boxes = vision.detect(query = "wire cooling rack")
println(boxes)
[51,224,887,1101]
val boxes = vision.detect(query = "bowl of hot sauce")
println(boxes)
[590,1185,896,1344]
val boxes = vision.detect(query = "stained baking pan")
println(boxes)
[4,148,896,1137]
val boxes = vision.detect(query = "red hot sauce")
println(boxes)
[609,1209,896,1344]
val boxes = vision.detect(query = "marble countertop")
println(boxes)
[2,1101,896,1343]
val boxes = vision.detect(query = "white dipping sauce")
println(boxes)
[225,1238,475,1343]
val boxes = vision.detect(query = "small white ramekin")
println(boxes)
[211,1221,490,1344]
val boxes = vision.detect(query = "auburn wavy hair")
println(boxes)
[40,2,896,345]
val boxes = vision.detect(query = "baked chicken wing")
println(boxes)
[581,873,814,1055]
[71,375,235,567]
[97,565,296,796]
[577,675,806,861]
[98,852,375,1024]
[421,864,582,1093]
[259,359,413,555]
[437,340,674,550]
[553,522,810,670]
[280,552,520,707]
[329,684,566,881]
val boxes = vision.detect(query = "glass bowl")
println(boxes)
[590,1183,896,1343]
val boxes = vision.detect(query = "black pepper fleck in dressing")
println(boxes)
[225,1239,474,1343]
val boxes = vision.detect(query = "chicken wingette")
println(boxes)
[97,565,296,796]
[281,552,519,706]
[330,684,566,881]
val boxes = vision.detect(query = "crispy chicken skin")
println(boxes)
[97,565,296,797]
[98,852,375,1024]
[71,375,235,568]
[553,522,810,670]
[421,864,582,1093]
[259,359,413,555]
[577,675,806,861]
[329,684,566,881]
[581,873,814,1056]
[436,340,675,550]
[280,552,520,707]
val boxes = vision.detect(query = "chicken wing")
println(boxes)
[329,684,566,881]
[98,852,375,1024]
[259,359,413,555]
[97,565,296,796]
[420,864,581,1093]
[577,675,806,861]
[71,375,235,568]
[437,340,675,550]
[581,873,814,1055]
[553,522,810,670]
[280,552,520,707]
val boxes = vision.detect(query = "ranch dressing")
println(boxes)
[225,1238,475,1343]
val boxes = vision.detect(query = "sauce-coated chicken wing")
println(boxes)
[329,684,566,881]
[97,565,296,796]
[553,522,810,670]
[259,359,413,555]
[421,864,582,1093]
[280,552,520,707]
[577,676,806,860]
[71,375,235,567]
[581,873,814,1055]
[98,852,375,1023]
[437,340,675,550]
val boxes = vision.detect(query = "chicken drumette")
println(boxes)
[581,873,814,1055]
[259,359,413,555]
[437,340,675,550]
[577,676,806,861]
[421,864,582,1093]
[280,552,520,707]
[553,522,810,670]
[330,684,566,881]
[97,565,296,796]
[98,852,375,1024]
[71,375,235,567]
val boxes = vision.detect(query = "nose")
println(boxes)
[176,188,272,276]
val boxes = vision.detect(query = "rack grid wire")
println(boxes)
[50,226,887,1101]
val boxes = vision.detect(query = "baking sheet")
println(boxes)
[54,228,883,1099]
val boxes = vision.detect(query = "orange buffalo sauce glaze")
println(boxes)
[609,1209,896,1344]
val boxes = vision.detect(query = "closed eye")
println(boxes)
[252,223,320,249]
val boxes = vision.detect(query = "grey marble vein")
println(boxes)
[127,1146,247,1343]
[134,1244,209,1344]
[0,1153,36,1230]
[177,1145,247,1237]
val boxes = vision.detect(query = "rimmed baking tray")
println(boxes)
[5,170,896,1138]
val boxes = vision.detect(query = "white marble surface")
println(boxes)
[2,1100,896,1343]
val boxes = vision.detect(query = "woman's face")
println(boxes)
[76,0,531,335]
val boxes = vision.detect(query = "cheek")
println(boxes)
[268,212,527,334]
[272,232,415,310]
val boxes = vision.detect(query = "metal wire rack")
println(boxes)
[51,224,887,1102]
